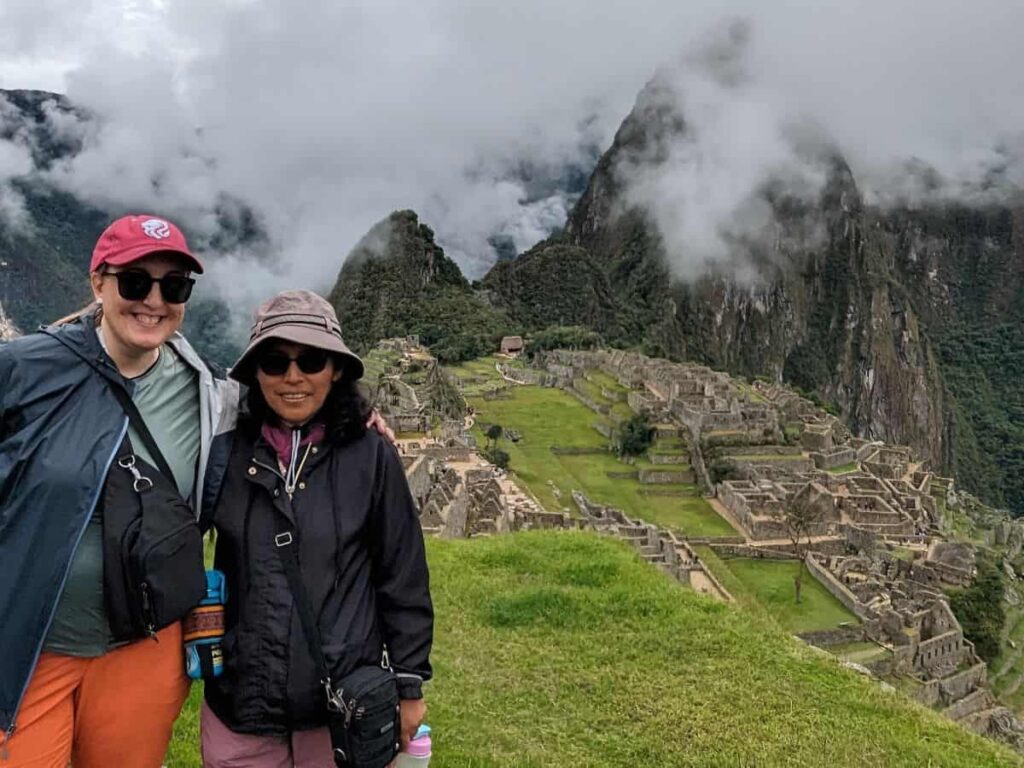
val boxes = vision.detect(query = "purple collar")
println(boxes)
[260,421,326,466]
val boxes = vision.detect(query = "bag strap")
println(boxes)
[273,526,338,709]
[108,381,176,483]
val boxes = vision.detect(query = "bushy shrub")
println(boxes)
[617,413,654,458]
[949,557,1005,662]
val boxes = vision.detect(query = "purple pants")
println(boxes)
[201,701,334,768]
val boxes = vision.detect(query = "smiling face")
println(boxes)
[90,252,191,356]
[255,340,341,427]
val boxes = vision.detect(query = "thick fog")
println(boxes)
[0,0,1021,295]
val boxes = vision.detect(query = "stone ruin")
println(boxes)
[392,343,1024,752]
[522,346,1024,750]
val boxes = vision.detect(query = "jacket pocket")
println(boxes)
[138,521,205,632]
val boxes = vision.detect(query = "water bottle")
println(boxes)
[395,724,432,767]
[184,569,227,679]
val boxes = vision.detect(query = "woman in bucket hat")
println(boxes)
[201,290,432,767]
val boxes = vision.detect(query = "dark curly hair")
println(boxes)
[243,367,370,447]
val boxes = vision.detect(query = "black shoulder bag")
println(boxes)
[101,383,207,641]
[275,526,401,768]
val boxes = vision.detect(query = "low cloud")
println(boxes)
[0,0,1020,294]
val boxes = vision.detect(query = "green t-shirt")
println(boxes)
[44,341,201,656]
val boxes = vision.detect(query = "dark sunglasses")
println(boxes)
[257,349,332,376]
[103,269,195,304]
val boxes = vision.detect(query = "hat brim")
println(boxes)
[102,243,205,274]
[229,326,364,384]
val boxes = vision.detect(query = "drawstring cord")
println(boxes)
[284,429,313,499]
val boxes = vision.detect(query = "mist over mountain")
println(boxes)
[1,6,1022,515]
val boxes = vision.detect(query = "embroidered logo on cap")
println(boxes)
[141,218,171,239]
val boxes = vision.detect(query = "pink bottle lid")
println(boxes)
[407,733,432,758]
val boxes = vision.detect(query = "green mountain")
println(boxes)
[479,239,633,340]
[479,74,1023,514]
[328,209,511,363]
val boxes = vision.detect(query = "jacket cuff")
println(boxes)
[396,674,423,700]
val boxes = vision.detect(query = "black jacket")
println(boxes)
[204,425,433,735]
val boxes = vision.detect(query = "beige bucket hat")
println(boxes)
[229,289,364,384]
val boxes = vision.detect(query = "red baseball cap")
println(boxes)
[90,215,204,274]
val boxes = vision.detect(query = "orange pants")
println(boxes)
[0,622,189,768]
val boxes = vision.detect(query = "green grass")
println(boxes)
[166,532,1019,766]
[446,357,514,396]
[718,559,860,634]
[361,348,403,383]
[649,437,689,455]
[827,462,860,474]
[830,641,894,665]
[468,385,733,535]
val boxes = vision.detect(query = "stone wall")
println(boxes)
[797,625,868,647]
[649,453,689,465]
[709,544,799,560]
[404,455,433,507]
[442,484,469,538]
[938,663,989,706]
[915,630,963,674]
[549,445,609,456]
[569,382,611,415]
[811,448,858,470]
[638,468,695,484]
[943,689,993,721]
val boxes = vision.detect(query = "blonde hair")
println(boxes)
[52,302,102,327]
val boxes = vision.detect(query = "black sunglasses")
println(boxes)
[257,349,332,376]
[103,269,195,304]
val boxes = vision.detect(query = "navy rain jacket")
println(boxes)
[0,314,237,738]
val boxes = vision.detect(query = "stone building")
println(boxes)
[499,336,524,356]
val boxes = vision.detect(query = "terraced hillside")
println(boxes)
[446,359,735,538]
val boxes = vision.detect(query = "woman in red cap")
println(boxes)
[0,217,392,767]
[0,214,238,767]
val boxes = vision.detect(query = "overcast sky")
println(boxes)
[1,0,1022,299]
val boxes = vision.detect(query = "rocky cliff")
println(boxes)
[549,74,1021,510]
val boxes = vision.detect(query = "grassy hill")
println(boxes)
[168,532,1020,766]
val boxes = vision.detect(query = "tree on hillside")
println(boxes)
[526,325,603,355]
[487,448,510,470]
[618,413,654,458]
[772,484,827,604]
[485,423,503,451]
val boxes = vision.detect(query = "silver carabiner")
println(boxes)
[119,454,154,492]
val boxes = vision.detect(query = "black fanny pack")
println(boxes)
[275,528,401,768]
[101,383,206,641]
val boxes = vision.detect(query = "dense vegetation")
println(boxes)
[0,185,102,330]
[167,532,1020,767]
[938,321,1024,515]
[480,239,632,340]
[950,556,1008,663]
[329,210,510,363]
[617,412,654,457]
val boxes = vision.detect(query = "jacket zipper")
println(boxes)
[4,417,129,753]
